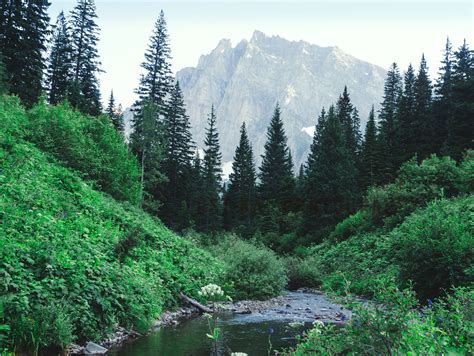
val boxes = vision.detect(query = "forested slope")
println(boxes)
[0,96,222,353]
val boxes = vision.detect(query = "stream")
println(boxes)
[109,291,350,356]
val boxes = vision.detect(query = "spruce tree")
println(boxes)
[159,82,195,229]
[69,0,102,116]
[397,63,417,164]
[306,108,327,172]
[360,106,382,190]
[446,39,474,160]
[46,11,73,105]
[223,122,257,236]
[0,0,50,107]
[105,90,124,132]
[433,38,454,154]
[198,106,223,232]
[189,150,204,228]
[378,63,403,183]
[336,86,361,157]
[303,105,358,237]
[131,10,172,170]
[0,51,8,94]
[258,104,295,213]
[413,54,433,159]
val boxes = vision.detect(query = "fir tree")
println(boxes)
[224,122,257,236]
[413,54,433,159]
[189,150,204,228]
[0,51,8,94]
[336,86,361,157]
[303,105,358,237]
[433,38,454,154]
[360,106,382,190]
[69,0,102,116]
[446,40,474,160]
[131,10,172,164]
[0,0,50,107]
[378,63,403,183]
[258,104,295,213]
[105,90,124,132]
[306,108,327,173]
[198,106,223,232]
[46,11,73,105]
[159,82,195,229]
[397,63,417,164]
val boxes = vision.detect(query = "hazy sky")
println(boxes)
[48,0,473,108]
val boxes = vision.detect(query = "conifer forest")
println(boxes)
[0,1,472,355]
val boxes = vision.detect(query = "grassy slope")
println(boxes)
[0,97,222,352]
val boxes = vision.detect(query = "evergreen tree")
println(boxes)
[198,106,223,232]
[433,38,454,154]
[413,54,433,159]
[446,39,474,160]
[258,104,295,213]
[189,150,204,228]
[135,99,166,212]
[223,122,257,236]
[306,108,327,173]
[303,105,358,237]
[46,11,73,105]
[0,51,8,94]
[159,82,195,230]
[336,86,361,157]
[397,63,417,164]
[0,0,50,107]
[360,106,383,190]
[378,63,403,183]
[105,90,124,132]
[131,10,172,165]
[69,0,102,116]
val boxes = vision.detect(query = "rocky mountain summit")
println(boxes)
[177,30,387,170]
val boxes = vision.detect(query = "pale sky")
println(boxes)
[48,0,474,108]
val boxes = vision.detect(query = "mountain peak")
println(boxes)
[250,30,267,42]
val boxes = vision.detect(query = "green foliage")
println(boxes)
[207,236,287,300]
[366,154,469,228]
[27,101,141,204]
[0,96,28,147]
[284,256,321,290]
[393,196,474,300]
[0,101,222,352]
[291,284,473,355]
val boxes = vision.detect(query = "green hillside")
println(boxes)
[0,96,222,353]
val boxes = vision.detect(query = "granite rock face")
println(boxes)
[177,30,386,170]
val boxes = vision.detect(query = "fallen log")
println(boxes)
[179,292,213,313]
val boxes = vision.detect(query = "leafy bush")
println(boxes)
[284,256,321,290]
[0,138,222,352]
[290,284,473,355]
[27,101,141,204]
[329,210,371,243]
[0,96,28,147]
[207,236,287,300]
[366,155,468,228]
[393,196,474,300]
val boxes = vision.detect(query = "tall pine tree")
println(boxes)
[378,63,402,183]
[159,82,195,230]
[413,54,433,159]
[105,90,124,132]
[303,105,358,237]
[224,122,257,236]
[69,0,102,116]
[397,63,417,164]
[360,106,383,190]
[0,51,8,94]
[0,0,50,106]
[258,104,295,213]
[446,39,474,160]
[46,11,73,105]
[198,106,223,232]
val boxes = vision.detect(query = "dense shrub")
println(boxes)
[393,196,474,300]
[27,101,141,204]
[290,284,473,355]
[208,236,287,300]
[284,256,321,290]
[0,140,222,352]
[0,96,28,147]
[366,155,469,228]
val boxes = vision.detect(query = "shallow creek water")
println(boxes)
[109,291,350,356]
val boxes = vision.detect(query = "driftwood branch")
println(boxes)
[179,293,213,313]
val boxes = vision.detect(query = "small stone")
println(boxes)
[84,341,108,354]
